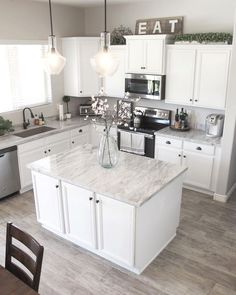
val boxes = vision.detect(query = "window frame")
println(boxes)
[0,39,52,114]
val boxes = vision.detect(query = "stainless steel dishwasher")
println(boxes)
[0,146,20,199]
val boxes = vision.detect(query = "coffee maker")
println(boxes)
[205,114,224,138]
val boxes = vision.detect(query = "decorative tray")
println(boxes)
[170,126,191,132]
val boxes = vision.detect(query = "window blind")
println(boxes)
[0,43,52,113]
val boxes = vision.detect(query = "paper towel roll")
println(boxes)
[58,104,64,121]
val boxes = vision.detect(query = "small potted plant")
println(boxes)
[63,96,72,119]
[0,116,14,136]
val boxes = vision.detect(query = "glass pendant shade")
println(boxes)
[90,32,119,77]
[43,36,66,75]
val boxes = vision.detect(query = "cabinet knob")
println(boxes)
[196,146,202,151]
[194,99,198,102]
[44,151,47,154]
[96,200,100,204]
[79,129,83,133]
[80,91,83,94]
[178,154,181,157]
[141,66,146,70]
[48,149,51,152]
[55,185,59,188]
[72,141,75,144]
[183,155,186,158]
[166,141,171,145]
[89,197,93,201]
[189,99,193,102]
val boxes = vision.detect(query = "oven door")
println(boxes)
[125,74,164,100]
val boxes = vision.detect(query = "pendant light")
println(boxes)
[90,0,119,77]
[43,0,66,75]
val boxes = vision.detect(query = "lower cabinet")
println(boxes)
[156,136,218,192]
[96,193,134,266]
[32,172,64,234]
[182,151,214,189]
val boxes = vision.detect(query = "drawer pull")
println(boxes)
[189,99,193,102]
[96,200,100,204]
[89,197,93,201]
[183,155,186,158]
[196,147,202,151]
[55,185,59,188]
[72,141,75,144]
[79,129,83,133]
[166,141,171,145]
[44,151,47,154]
[141,66,146,70]
[178,154,181,157]
[194,99,198,102]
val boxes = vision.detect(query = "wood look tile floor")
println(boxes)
[1,189,236,295]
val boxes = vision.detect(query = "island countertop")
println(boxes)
[28,145,187,207]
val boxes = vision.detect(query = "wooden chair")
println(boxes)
[5,222,44,292]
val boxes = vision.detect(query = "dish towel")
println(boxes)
[131,133,145,155]
[120,131,132,153]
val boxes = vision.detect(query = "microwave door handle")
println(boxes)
[152,80,155,95]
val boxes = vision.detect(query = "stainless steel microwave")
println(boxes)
[125,73,165,100]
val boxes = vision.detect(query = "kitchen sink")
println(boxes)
[15,126,56,138]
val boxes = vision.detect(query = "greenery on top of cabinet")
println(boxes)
[174,33,233,44]
[111,25,133,45]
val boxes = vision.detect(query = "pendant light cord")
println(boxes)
[104,0,107,33]
[49,0,55,49]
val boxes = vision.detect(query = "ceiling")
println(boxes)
[32,0,142,7]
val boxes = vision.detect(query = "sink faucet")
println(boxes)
[23,107,34,129]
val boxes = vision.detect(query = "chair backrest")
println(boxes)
[5,222,44,292]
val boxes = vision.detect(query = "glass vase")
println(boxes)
[98,130,119,168]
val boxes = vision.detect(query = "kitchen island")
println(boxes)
[29,144,187,274]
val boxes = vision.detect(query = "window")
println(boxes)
[0,42,52,113]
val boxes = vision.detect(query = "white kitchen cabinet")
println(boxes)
[32,172,64,234]
[125,35,171,74]
[165,47,196,105]
[104,45,126,98]
[96,193,135,266]
[182,151,214,189]
[157,146,182,165]
[62,182,96,249]
[165,45,231,110]
[193,48,231,109]
[18,130,73,192]
[62,37,101,97]
[71,125,90,148]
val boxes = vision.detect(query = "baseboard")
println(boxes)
[183,184,214,196]
[20,185,33,194]
[214,182,236,203]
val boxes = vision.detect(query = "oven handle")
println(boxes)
[118,130,154,139]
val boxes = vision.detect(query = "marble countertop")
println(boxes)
[0,117,91,150]
[155,127,221,145]
[28,144,187,207]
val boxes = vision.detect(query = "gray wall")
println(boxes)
[84,0,236,36]
[217,11,236,196]
[0,0,84,125]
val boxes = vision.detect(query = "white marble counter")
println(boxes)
[156,127,221,145]
[0,117,90,150]
[29,144,187,207]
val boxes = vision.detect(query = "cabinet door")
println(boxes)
[157,146,182,165]
[62,38,79,97]
[48,139,71,156]
[182,151,214,189]
[105,46,126,97]
[126,39,144,73]
[165,47,196,105]
[62,182,96,249]
[18,147,46,190]
[96,194,135,266]
[78,39,101,96]
[145,39,164,74]
[194,48,231,109]
[32,172,64,233]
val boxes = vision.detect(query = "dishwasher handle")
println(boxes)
[0,154,5,158]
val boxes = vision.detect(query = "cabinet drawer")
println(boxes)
[71,125,90,137]
[183,141,215,155]
[18,138,45,153]
[156,136,182,149]
[46,131,70,145]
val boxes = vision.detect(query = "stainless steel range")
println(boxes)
[117,107,171,158]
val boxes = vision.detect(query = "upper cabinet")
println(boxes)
[104,45,126,98]
[125,35,173,75]
[62,37,101,97]
[165,45,232,109]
